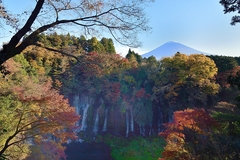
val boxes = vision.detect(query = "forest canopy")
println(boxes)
[0,32,240,159]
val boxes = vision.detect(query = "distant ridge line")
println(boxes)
[141,41,207,59]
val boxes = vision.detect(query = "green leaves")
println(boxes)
[98,135,165,160]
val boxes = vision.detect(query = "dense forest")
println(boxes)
[1,33,240,160]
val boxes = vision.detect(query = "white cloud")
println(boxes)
[115,44,149,57]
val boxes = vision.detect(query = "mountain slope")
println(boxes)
[142,41,206,59]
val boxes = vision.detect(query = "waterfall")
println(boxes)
[168,106,174,122]
[126,108,134,137]
[130,108,134,132]
[72,94,81,130]
[139,125,145,136]
[80,106,89,131]
[149,123,154,136]
[93,97,103,134]
[125,110,129,137]
[93,111,99,134]
[79,95,93,131]
[102,107,109,132]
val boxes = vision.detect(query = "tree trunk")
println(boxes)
[0,0,44,65]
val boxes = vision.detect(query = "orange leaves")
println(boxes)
[159,108,218,160]
[103,81,121,103]
[0,62,80,159]
[134,88,150,99]
[75,52,104,78]
[161,108,217,137]
[173,109,217,134]
[1,75,80,157]
[13,79,52,101]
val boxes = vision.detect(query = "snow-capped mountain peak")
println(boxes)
[141,41,206,60]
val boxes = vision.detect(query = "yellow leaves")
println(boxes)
[188,54,217,80]
[123,75,136,84]
[160,53,220,96]
[38,66,46,75]
[201,79,220,95]
[162,53,218,81]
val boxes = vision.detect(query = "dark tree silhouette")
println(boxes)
[220,0,240,25]
[0,0,153,65]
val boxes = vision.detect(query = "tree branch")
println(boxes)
[0,0,44,64]
[34,43,79,62]
[5,0,44,52]
[0,1,151,64]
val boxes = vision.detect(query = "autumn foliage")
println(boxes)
[216,66,240,87]
[159,108,218,160]
[0,59,79,159]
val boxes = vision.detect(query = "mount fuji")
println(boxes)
[141,41,207,60]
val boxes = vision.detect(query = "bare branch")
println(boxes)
[0,0,152,64]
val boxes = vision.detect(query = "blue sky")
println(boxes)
[120,0,240,57]
[2,0,240,57]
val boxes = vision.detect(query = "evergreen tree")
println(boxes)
[126,49,142,64]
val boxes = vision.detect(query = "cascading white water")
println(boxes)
[125,110,129,137]
[139,125,146,136]
[80,95,92,131]
[93,105,101,134]
[168,106,174,122]
[102,107,109,132]
[72,94,93,132]
[92,97,103,134]
[72,94,81,130]
[130,108,134,132]
[80,105,89,131]
[149,123,154,136]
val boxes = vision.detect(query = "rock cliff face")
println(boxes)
[68,93,163,140]
[142,41,207,59]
